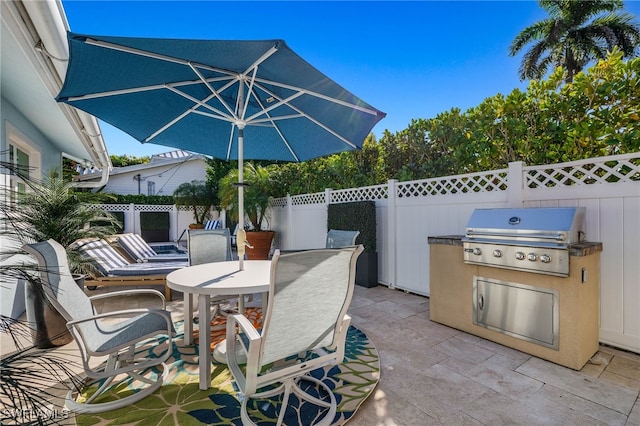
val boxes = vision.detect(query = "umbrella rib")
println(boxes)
[244,90,301,162]
[145,110,191,142]
[165,86,235,121]
[189,63,238,119]
[251,81,359,149]
[62,76,234,102]
[251,114,304,124]
[244,92,304,123]
[85,37,239,78]
[240,45,279,79]
[254,77,380,116]
[240,67,259,121]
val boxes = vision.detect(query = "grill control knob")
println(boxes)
[527,253,538,261]
[540,254,551,263]
[515,251,525,260]
[492,249,503,258]
[473,247,482,256]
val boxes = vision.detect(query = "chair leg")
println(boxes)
[240,375,337,426]
[66,362,168,413]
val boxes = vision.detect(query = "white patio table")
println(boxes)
[166,260,271,390]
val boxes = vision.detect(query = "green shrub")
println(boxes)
[327,201,376,253]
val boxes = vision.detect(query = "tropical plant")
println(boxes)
[509,0,640,82]
[0,163,119,425]
[0,163,120,275]
[172,180,216,225]
[218,163,273,231]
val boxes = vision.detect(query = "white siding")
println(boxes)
[103,159,208,196]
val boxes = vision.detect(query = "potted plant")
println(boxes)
[219,163,275,259]
[0,163,120,347]
[173,180,216,229]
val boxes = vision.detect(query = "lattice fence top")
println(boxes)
[291,192,326,206]
[270,197,288,208]
[89,204,175,212]
[134,204,174,212]
[86,203,131,212]
[396,169,509,198]
[525,153,640,189]
[330,185,388,203]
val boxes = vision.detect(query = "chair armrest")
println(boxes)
[67,307,172,328]
[88,289,166,308]
[226,313,262,395]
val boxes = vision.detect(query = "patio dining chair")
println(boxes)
[225,245,364,426]
[22,239,174,413]
[326,229,360,248]
[187,228,241,319]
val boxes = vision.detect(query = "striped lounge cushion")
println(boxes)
[74,238,130,276]
[75,238,187,276]
[116,233,157,262]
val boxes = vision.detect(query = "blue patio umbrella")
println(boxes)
[57,33,385,266]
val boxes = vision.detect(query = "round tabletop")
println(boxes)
[166,260,271,296]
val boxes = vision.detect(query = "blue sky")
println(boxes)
[62,0,640,157]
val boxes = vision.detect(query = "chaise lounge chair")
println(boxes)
[112,233,188,263]
[74,238,188,300]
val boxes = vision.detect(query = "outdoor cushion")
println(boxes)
[204,220,221,230]
[116,233,187,263]
[75,238,187,276]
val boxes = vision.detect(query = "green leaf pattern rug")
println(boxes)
[75,311,379,425]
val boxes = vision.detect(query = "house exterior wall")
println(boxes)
[102,158,208,196]
[1,98,62,174]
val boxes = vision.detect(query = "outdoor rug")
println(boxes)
[75,308,380,425]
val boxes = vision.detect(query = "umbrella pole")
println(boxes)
[237,125,245,270]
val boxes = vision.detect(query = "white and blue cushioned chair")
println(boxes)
[115,233,187,263]
[225,245,364,426]
[73,238,187,300]
[326,229,360,248]
[22,239,175,414]
[204,219,221,230]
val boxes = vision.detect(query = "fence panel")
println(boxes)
[268,152,640,352]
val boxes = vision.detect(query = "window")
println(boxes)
[3,123,41,200]
[147,180,156,196]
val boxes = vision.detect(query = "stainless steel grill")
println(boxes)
[462,207,586,277]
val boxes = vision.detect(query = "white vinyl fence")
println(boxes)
[269,153,640,353]
[90,204,222,243]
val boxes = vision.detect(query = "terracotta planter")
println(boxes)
[189,223,205,229]
[245,231,276,260]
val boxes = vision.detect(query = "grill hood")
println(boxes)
[464,207,586,248]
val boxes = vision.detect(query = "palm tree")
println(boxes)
[173,180,216,226]
[509,0,640,82]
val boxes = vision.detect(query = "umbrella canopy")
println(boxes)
[56,32,386,265]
